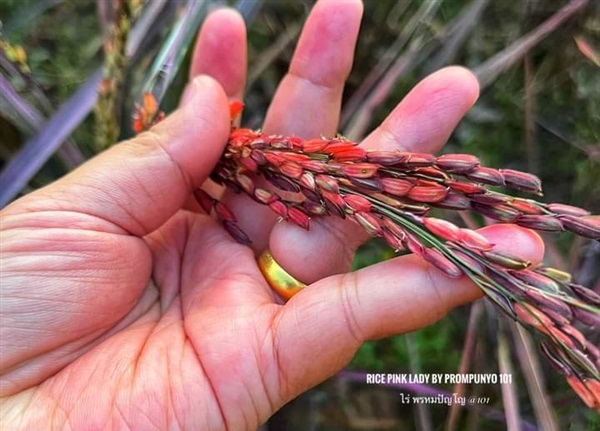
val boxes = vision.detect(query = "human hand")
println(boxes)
[0,1,544,429]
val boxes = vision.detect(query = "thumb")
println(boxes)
[9,75,230,236]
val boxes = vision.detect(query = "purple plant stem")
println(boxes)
[337,370,538,431]
[0,68,103,208]
[0,74,85,168]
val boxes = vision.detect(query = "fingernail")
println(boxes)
[180,75,209,106]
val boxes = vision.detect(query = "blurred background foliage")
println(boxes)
[1,0,599,430]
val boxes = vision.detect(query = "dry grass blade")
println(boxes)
[473,0,589,89]
[511,322,559,431]
[425,0,490,73]
[340,0,443,129]
[498,325,521,431]
[247,21,301,88]
[445,301,484,431]
[406,333,433,431]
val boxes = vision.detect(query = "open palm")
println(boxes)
[0,2,544,430]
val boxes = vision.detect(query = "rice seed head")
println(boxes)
[265,172,301,193]
[548,203,591,217]
[447,180,486,195]
[406,234,427,259]
[540,342,574,376]
[537,266,572,283]
[514,303,555,330]
[508,199,544,215]
[466,166,505,186]
[322,190,346,218]
[382,228,404,251]
[470,202,520,223]
[302,138,329,153]
[332,147,367,162]
[240,155,259,172]
[288,206,310,230]
[280,152,311,163]
[254,188,278,205]
[423,248,462,278]
[264,152,286,166]
[194,189,214,214]
[482,250,531,270]
[355,212,383,236]
[469,192,508,205]
[300,159,329,173]
[516,214,564,232]
[585,342,600,369]
[547,326,576,349]
[450,249,485,274]
[499,169,543,195]
[509,269,561,294]
[219,127,600,409]
[341,162,379,178]
[524,288,573,320]
[303,200,328,216]
[407,183,448,203]
[299,172,316,191]
[397,153,436,168]
[315,174,340,193]
[348,176,384,192]
[435,153,480,173]
[422,217,460,242]
[382,217,407,241]
[343,194,373,213]
[229,100,244,120]
[366,150,405,164]
[235,173,255,194]
[541,307,571,326]
[566,376,599,409]
[413,166,449,181]
[558,215,600,240]
[215,202,237,223]
[381,178,413,196]
[269,200,288,218]
[569,284,600,306]
[223,221,251,245]
[250,149,267,165]
[560,324,586,350]
[434,192,472,210]
[573,308,600,329]
[457,228,494,251]
[279,161,304,178]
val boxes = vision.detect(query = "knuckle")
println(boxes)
[336,272,365,345]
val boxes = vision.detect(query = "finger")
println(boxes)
[189,8,247,100]
[6,76,230,237]
[183,8,247,209]
[269,67,480,284]
[272,225,544,400]
[361,66,480,152]
[263,0,363,136]
[223,0,364,252]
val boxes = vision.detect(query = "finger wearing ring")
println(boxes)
[258,250,306,301]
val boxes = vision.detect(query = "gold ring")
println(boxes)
[257,249,306,300]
